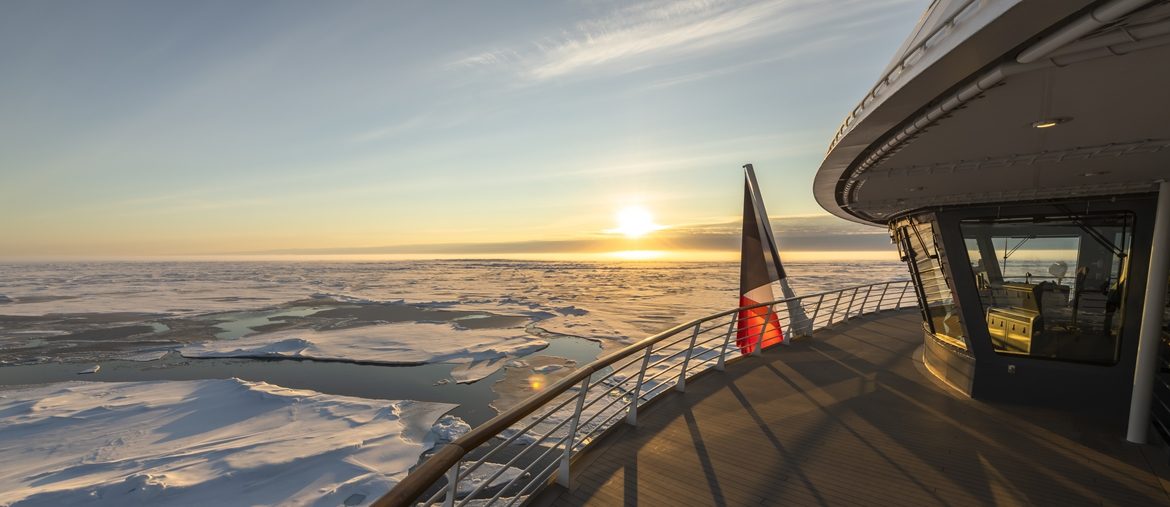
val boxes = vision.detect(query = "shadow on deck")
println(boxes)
[536,311,1170,506]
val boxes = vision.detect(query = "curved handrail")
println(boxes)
[375,279,916,507]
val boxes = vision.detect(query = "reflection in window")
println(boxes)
[960,213,1133,364]
[891,216,966,349]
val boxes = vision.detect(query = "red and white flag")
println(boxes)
[737,164,806,354]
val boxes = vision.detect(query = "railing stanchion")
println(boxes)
[676,323,701,392]
[626,346,654,426]
[860,285,873,315]
[557,377,591,488]
[877,283,890,312]
[896,281,908,309]
[443,460,460,507]
[783,301,794,346]
[716,314,737,371]
[846,287,859,320]
[808,294,825,332]
[753,305,772,356]
[829,291,842,325]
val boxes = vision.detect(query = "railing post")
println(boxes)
[860,285,873,315]
[716,314,736,371]
[845,288,859,320]
[676,323,701,392]
[808,294,825,333]
[876,283,890,312]
[896,281,909,309]
[753,305,772,356]
[829,291,842,325]
[443,460,460,507]
[782,301,794,346]
[557,377,591,488]
[626,346,654,426]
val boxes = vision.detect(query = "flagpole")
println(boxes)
[743,164,785,279]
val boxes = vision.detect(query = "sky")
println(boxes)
[0,0,929,260]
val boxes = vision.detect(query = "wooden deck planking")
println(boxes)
[537,311,1170,506]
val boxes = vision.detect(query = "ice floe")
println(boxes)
[180,322,547,370]
[118,349,171,362]
[430,414,472,443]
[0,379,461,506]
[450,356,512,384]
[455,462,526,497]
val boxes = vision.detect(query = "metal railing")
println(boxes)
[374,280,917,507]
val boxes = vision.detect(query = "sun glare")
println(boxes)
[610,206,662,238]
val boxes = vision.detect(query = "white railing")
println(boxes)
[374,280,917,507]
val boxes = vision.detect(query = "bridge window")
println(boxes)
[959,213,1134,365]
[891,215,967,349]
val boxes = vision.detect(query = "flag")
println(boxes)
[737,164,807,354]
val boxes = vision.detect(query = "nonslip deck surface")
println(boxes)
[538,311,1170,506]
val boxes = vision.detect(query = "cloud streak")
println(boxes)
[452,0,912,82]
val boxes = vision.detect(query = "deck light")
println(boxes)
[1031,117,1072,129]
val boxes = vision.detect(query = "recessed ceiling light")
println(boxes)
[1031,117,1073,129]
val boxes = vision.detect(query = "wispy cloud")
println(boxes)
[636,33,846,90]
[451,0,910,82]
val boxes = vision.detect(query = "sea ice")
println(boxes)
[119,349,171,362]
[450,357,511,384]
[430,414,471,443]
[0,379,462,506]
[455,462,526,497]
[180,322,547,372]
[76,365,99,374]
[1,260,909,364]
[531,364,565,374]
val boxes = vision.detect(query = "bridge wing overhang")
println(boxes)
[815,0,1170,224]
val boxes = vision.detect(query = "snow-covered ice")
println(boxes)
[429,415,471,443]
[0,379,462,506]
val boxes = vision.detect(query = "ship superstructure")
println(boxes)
[813,0,1170,444]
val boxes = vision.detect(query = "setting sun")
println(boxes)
[610,206,662,238]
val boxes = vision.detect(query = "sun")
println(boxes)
[610,206,662,238]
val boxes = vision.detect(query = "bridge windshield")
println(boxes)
[958,213,1134,365]
[891,215,967,350]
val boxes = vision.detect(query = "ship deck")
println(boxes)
[536,310,1170,506]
